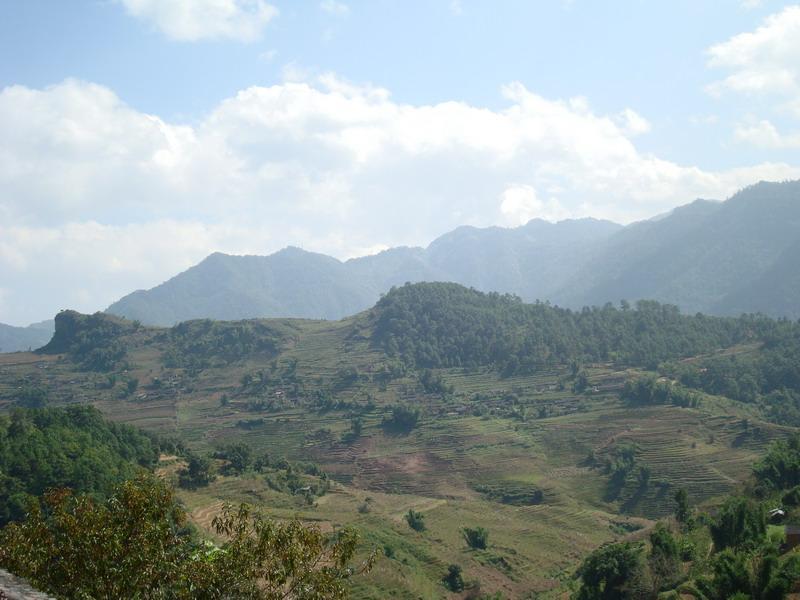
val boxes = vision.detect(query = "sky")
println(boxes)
[2,0,800,325]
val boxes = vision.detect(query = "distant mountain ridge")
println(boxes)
[107,217,622,325]
[0,320,55,353]
[104,180,800,325]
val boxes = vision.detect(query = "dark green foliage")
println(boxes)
[126,377,139,396]
[697,547,800,600]
[13,383,48,408]
[163,319,286,370]
[418,369,453,395]
[341,416,363,444]
[709,496,766,551]
[214,442,253,475]
[0,406,159,526]
[443,564,465,592]
[574,542,643,600]
[462,526,489,549]
[405,509,426,532]
[674,488,691,525]
[333,367,360,390]
[663,323,800,424]
[781,485,800,506]
[754,434,800,490]
[0,475,370,599]
[40,310,131,371]
[573,370,590,393]
[648,523,680,591]
[372,283,754,374]
[473,482,544,506]
[621,376,700,408]
[382,404,420,432]
[178,453,214,489]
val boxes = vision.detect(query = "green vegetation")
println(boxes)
[405,509,426,532]
[372,282,759,372]
[0,475,372,599]
[462,526,489,549]
[443,564,465,592]
[2,282,800,597]
[0,406,159,525]
[574,435,800,600]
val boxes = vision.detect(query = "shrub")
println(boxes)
[443,564,464,592]
[463,526,489,550]
[405,509,426,532]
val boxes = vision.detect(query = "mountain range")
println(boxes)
[107,180,800,326]
[0,320,54,354]
[2,179,798,352]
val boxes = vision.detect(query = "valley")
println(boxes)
[1,283,797,597]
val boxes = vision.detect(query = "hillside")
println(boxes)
[2,283,798,598]
[0,321,53,353]
[103,181,800,326]
[557,181,800,316]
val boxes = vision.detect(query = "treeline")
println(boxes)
[160,319,288,371]
[0,406,161,525]
[371,283,771,374]
[663,327,800,424]
[621,376,701,408]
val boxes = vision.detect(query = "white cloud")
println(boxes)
[707,5,800,101]
[320,0,349,16]
[1,76,799,324]
[499,185,571,225]
[449,1,463,16]
[119,0,278,42]
[741,0,763,9]
[734,118,800,148]
[615,108,651,136]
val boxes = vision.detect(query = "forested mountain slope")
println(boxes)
[556,180,800,316]
[106,218,621,325]
[104,180,800,326]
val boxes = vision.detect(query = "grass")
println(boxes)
[0,314,795,598]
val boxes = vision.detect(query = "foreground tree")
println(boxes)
[574,542,644,600]
[0,475,373,599]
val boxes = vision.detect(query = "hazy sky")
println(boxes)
[2,1,800,325]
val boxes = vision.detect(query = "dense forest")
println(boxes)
[0,406,160,525]
[370,282,779,374]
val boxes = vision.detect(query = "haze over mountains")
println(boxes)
[1,180,798,352]
[106,180,800,326]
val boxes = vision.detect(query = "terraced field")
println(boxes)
[0,311,795,598]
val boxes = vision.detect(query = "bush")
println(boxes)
[383,404,420,432]
[463,526,489,550]
[405,509,426,532]
[709,496,766,551]
[443,564,464,592]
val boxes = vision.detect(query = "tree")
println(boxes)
[574,542,643,600]
[648,523,680,592]
[178,453,214,489]
[709,496,766,551]
[462,526,489,550]
[674,488,691,526]
[215,442,253,475]
[382,404,420,432]
[0,475,374,599]
[443,564,464,592]
[405,509,426,532]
